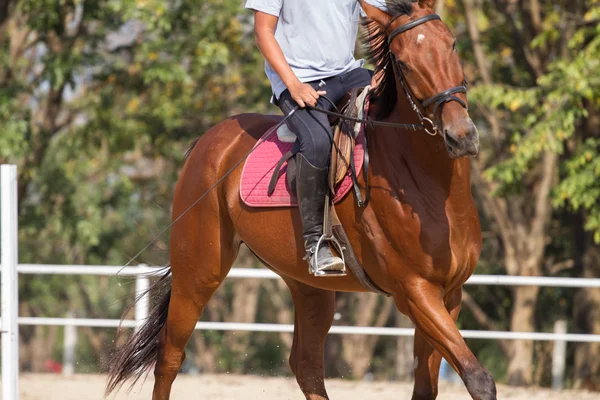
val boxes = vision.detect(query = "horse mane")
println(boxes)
[362,0,413,119]
[184,137,201,161]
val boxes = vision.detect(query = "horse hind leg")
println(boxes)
[285,278,335,400]
[401,282,497,400]
[152,210,238,400]
[410,289,462,400]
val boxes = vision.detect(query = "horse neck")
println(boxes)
[369,92,471,200]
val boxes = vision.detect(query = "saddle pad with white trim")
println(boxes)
[240,127,365,208]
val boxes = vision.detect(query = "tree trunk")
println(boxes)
[573,243,600,390]
[191,333,218,373]
[223,247,261,372]
[506,285,540,386]
[395,312,414,381]
[29,325,59,372]
[340,293,394,378]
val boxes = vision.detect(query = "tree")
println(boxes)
[0,0,269,372]
[454,0,600,385]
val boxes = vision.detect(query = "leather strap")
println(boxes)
[330,206,390,296]
[268,150,295,197]
[422,85,467,109]
[362,119,371,206]
[388,14,441,44]
[308,105,426,131]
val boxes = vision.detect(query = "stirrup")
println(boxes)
[309,234,347,277]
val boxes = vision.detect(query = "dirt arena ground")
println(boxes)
[10,374,598,400]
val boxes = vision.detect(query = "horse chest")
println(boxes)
[360,179,479,283]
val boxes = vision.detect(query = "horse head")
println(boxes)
[362,0,479,159]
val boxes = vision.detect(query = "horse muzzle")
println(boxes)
[443,119,480,159]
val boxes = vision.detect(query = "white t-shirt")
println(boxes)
[245,0,387,99]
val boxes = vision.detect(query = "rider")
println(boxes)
[246,0,385,275]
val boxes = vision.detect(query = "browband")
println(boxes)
[388,14,441,44]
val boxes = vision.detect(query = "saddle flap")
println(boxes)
[329,87,370,192]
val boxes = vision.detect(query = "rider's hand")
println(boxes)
[288,81,326,108]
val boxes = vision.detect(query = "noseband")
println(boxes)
[388,14,468,136]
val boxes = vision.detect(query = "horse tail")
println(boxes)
[105,267,172,396]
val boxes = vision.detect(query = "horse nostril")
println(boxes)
[444,130,461,150]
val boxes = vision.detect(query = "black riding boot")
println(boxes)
[296,153,345,275]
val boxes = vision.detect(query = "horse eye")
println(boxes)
[397,60,410,72]
[452,41,457,52]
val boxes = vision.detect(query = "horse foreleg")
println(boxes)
[285,278,335,400]
[401,281,497,400]
[410,288,462,400]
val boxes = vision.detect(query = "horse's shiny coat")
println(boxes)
[107,1,497,399]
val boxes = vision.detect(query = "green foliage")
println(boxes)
[2,0,599,385]
[1,0,272,372]
[555,138,600,242]
[472,5,600,240]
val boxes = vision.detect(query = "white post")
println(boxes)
[135,264,150,331]
[552,320,567,391]
[62,311,77,376]
[1,165,19,400]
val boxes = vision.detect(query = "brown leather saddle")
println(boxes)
[267,87,389,295]
[274,87,367,200]
[329,87,360,191]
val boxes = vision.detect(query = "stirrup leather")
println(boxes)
[308,234,347,277]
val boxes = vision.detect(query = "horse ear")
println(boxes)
[360,1,391,28]
[418,0,437,9]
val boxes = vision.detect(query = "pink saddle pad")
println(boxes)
[240,125,365,208]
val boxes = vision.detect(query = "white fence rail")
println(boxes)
[5,265,600,342]
[3,164,600,398]
[14,263,600,287]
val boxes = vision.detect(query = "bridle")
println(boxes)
[303,13,469,207]
[388,13,468,136]
[309,13,468,137]
[124,16,472,268]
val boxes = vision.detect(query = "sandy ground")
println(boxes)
[6,374,598,400]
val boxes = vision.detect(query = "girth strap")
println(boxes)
[330,205,390,296]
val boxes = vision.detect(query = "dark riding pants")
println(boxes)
[276,68,372,168]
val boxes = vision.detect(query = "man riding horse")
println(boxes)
[246,0,386,276]
[107,1,495,398]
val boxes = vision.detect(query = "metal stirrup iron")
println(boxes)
[311,192,346,277]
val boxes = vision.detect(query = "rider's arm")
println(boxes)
[253,11,325,108]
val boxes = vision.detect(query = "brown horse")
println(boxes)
[106,1,496,399]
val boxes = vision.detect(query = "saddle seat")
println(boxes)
[240,87,370,208]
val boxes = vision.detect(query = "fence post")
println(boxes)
[62,311,77,376]
[552,320,567,391]
[1,165,20,400]
[135,264,150,331]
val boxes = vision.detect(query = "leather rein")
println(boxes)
[310,13,468,137]
[306,13,468,208]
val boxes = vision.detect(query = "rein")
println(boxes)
[122,13,469,268]
[308,104,432,133]
[310,13,468,138]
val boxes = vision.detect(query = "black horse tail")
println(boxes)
[105,267,172,396]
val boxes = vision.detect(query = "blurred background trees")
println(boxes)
[0,0,598,390]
